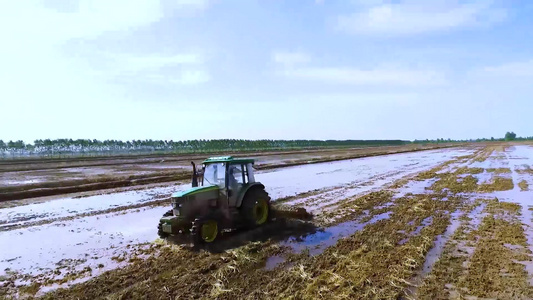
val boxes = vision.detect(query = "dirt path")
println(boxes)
[5,145,533,299]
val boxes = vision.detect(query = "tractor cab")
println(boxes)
[200,156,256,201]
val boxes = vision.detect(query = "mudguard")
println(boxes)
[236,182,266,208]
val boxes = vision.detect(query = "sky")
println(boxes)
[1,0,533,143]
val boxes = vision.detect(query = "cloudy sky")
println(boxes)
[2,0,533,143]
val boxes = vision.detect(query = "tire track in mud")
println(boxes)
[0,150,459,232]
[266,152,488,299]
[1,145,459,202]
[273,152,478,216]
[254,145,532,299]
[411,145,533,299]
[243,146,520,298]
[0,172,191,202]
[416,199,533,299]
[0,195,171,232]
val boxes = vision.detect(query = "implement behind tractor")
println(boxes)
[158,156,312,246]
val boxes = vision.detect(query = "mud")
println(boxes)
[0,172,190,202]
[0,147,474,297]
[0,184,188,231]
[0,144,461,201]
[519,180,529,191]
[281,211,392,256]
[6,143,533,299]
[416,144,533,299]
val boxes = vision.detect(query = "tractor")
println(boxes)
[158,156,273,245]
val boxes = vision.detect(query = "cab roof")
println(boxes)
[202,156,255,164]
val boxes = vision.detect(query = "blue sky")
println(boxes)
[1,0,533,143]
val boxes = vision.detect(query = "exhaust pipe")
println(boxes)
[191,161,198,187]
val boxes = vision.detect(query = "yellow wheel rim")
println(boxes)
[254,199,269,225]
[201,220,218,243]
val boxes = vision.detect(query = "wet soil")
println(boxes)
[5,143,533,299]
[0,144,459,201]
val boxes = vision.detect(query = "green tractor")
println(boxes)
[158,156,272,245]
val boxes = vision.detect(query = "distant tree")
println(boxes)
[505,132,517,141]
[42,139,52,154]
[14,140,25,149]
[0,140,5,158]
[6,140,15,157]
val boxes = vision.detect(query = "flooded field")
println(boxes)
[3,144,533,299]
[0,144,458,201]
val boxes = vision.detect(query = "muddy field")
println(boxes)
[0,144,457,201]
[3,143,533,299]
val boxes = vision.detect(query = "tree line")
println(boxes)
[0,138,409,158]
[1,132,530,158]
[413,132,532,144]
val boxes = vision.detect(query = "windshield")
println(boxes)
[202,163,226,187]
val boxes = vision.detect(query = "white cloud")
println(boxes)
[351,0,386,6]
[139,69,210,85]
[0,1,162,44]
[316,0,387,6]
[476,60,533,77]
[175,0,211,10]
[336,0,507,36]
[0,0,212,105]
[97,52,211,86]
[173,70,211,85]
[122,53,204,69]
[272,51,312,65]
[272,49,446,87]
[279,66,446,87]
[0,0,213,131]
[0,1,212,52]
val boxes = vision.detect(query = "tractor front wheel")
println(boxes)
[241,188,271,228]
[157,222,169,239]
[191,215,221,245]
[157,210,174,239]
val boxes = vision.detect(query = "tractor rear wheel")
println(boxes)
[191,214,221,245]
[241,188,271,228]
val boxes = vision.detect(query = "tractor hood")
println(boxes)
[171,185,219,198]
